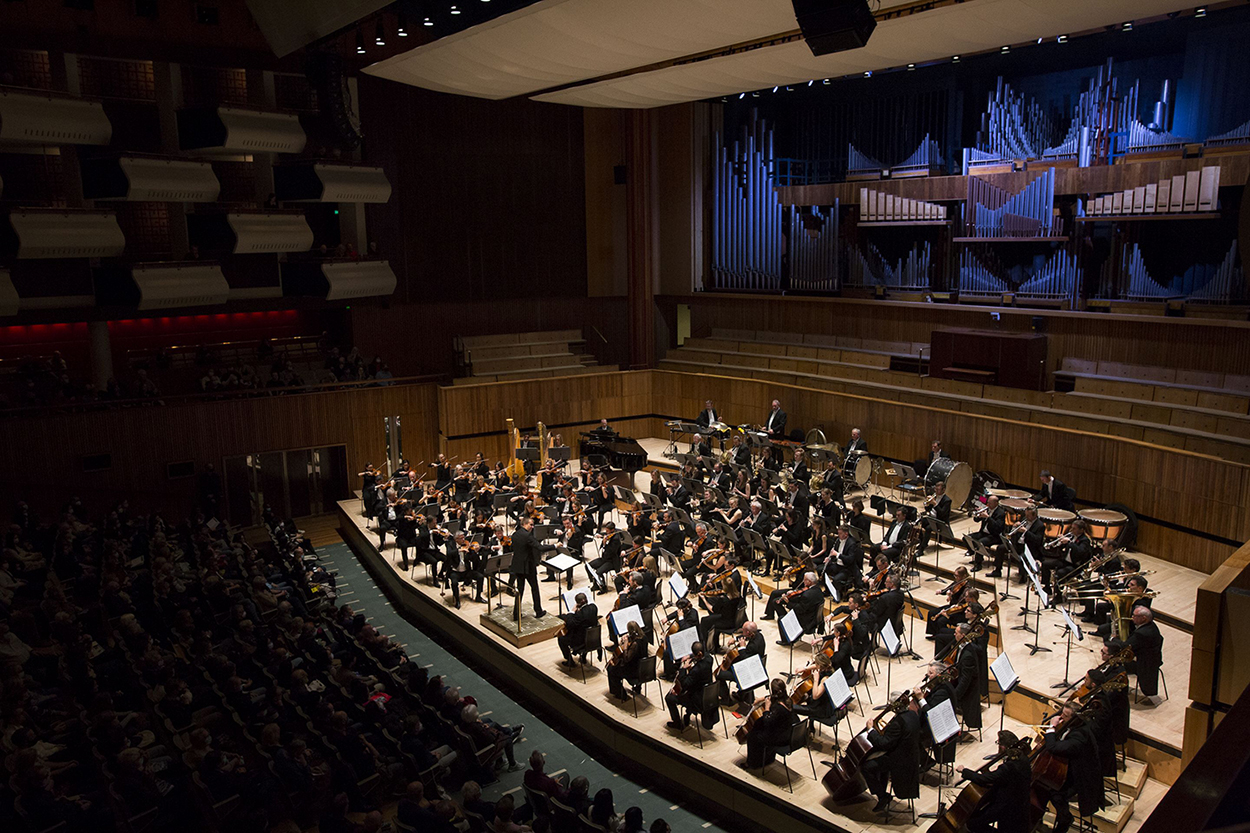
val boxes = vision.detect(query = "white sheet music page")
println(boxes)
[826,669,853,708]
[609,604,643,636]
[779,609,804,644]
[990,652,1019,693]
[926,698,961,744]
[668,626,699,660]
[733,654,768,691]
[668,573,689,601]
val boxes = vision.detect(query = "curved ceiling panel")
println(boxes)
[363,0,803,100]
[532,0,1195,108]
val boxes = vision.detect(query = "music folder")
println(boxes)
[562,586,592,611]
[668,626,699,661]
[926,698,961,745]
[880,619,901,657]
[609,604,644,637]
[826,669,853,709]
[733,654,767,692]
[990,652,1019,694]
[779,609,804,645]
[668,573,689,601]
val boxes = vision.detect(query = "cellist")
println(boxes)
[1040,702,1104,833]
[957,730,1032,833]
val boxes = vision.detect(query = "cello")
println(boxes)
[926,736,1032,833]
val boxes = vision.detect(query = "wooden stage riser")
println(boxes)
[338,505,855,833]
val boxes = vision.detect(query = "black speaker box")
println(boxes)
[791,0,877,56]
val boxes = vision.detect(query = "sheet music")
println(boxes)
[563,587,592,612]
[926,698,961,744]
[826,669,853,708]
[668,573,689,601]
[779,609,804,644]
[609,604,643,636]
[824,575,839,602]
[668,626,699,661]
[1029,573,1050,608]
[733,654,767,691]
[1059,607,1084,641]
[1022,543,1041,573]
[990,652,1019,694]
[880,619,900,657]
[544,553,581,572]
[745,573,763,599]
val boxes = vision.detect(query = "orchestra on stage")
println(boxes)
[355,396,1162,830]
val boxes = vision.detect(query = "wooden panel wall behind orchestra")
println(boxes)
[649,370,1250,573]
[671,293,1250,379]
[0,383,440,518]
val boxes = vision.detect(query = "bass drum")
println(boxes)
[842,451,871,488]
[924,458,974,509]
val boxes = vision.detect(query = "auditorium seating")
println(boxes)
[659,329,1250,462]
[454,329,615,384]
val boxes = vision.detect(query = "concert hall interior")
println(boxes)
[5,1,1250,832]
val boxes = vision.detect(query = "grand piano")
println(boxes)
[578,429,648,473]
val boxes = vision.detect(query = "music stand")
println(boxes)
[996,533,1022,602]
[740,528,766,570]
[549,446,571,464]
[483,552,513,611]
[543,548,582,599]
[517,447,541,478]
[1018,548,1052,655]
[923,517,955,583]
[1053,607,1084,687]
[642,492,663,511]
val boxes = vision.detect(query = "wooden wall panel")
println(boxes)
[671,293,1250,381]
[0,384,439,518]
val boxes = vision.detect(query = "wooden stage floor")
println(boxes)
[336,487,1173,833]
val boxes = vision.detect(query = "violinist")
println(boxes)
[665,641,715,731]
[827,592,874,659]
[444,532,485,609]
[507,484,535,522]
[784,572,825,644]
[958,730,1031,833]
[969,495,1007,573]
[626,509,653,547]
[538,461,562,503]
[915,662,958,771]
[871,508,912,564]
[743,678,793,769]
[951,622,983,736]
[591,473,615,525]
[861,553,891,594]
[491,460,511,490]
[860,692,922,813]
[558,592,599,668]
[376,485,399,552]
[697,577,741,651]
[868,574,905,635]
[825,525,863,595]
[470,508,497,542]
[926,567,971,637]
[931,586,983,659]
[686,521,717,579]
[811,624,854,684]
[761,561,807,622]
[648,470,668,507]
[715,621,765,703]
[471,451,490,479]
[360,463,381,524]
[392,503,418,571]
[607,621,646,701]
[653,510,687,560]
[587,522,623,594]
[451,464,473,503]
[1041,702,1104,833]
[411,513,442,579]
[661,598,700,679]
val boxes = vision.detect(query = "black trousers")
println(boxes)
[861,756,892,801]
[449,570,484,604]
[513,571,544,619]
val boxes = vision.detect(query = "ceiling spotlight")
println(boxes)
[808,80,813,86]
[1000,45,1010,53]
[1057,35,1068,43]
[752,91,759,97]
[823,78,830,84]
[450,4,461,14]
[375,19,385,45]
[952,55,960,63]
[864,70,871,78]
[907,63,915,70]
[397,14,408,36]
[772,86,778,93]
[1195,7,1207,17]
[1122,21,1133,31]
[1037,37,1043,44]
[356,29,366,54]
[738,92,745,99]
[423,16,433,26]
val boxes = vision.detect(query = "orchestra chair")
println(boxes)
[880,794,917,825]
[693,684,728,749]
[1133,667,1169,703]
[640,605,657,644]
[763,718,816,793]
[578,624,603,684]
[706,601,747,655]
[630,655,658,719]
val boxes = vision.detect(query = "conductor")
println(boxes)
[511,515,553,621]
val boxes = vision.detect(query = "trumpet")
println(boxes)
[1044,532,1074,550]
[1100,568,1155,583]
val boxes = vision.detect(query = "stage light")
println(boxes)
[375,19,385,46]
[808,80,813,86]
[424,16,433,26]
[952,55,960,63]
[907,63,915,70]
[864,70,871,77]
[1195,7,1206,17]
[772,86,778,92]
[1122,21,1133,31]
[1000,45,1010,53]
[450,4,461,14]
[356,29,366,54]
[1057,35,1068,43]
[397,14,408,36]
